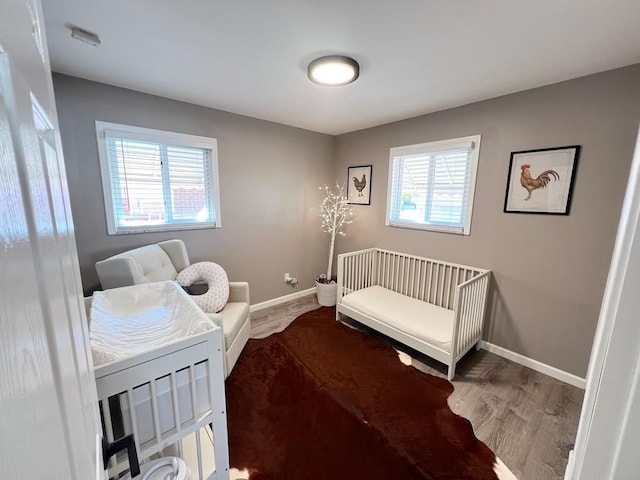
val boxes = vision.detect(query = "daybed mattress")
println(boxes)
[340,285,454,352]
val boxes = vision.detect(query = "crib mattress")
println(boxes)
[90,280,215,366]
[341,285,455,352]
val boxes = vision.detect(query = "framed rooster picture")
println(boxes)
[347,165,372,205]
[504,145,580,215]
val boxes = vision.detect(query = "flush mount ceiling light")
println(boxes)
[307,55,359,86]
[70,26,101,47]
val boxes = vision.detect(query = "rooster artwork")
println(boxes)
[520,164,559,200]
[352,174,367,197]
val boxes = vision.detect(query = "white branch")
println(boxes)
[318,185,353,280]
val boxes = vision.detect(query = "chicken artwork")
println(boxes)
[352,174,367,197]
[520,164,559,200]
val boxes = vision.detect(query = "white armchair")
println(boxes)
[94,239,250,377]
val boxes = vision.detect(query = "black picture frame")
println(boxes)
[503,145,580,215]
[347,165,372,205]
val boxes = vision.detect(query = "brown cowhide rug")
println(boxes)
[225,307,501,480]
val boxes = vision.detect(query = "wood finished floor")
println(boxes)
[249,295,584,480]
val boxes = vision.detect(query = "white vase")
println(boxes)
[315,280,337,307]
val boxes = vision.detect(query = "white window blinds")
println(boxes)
[96,122,220,235]
[386,136,481,235]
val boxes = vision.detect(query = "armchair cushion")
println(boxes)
[176,261,229,313]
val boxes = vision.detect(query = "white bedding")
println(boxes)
[341,285,455,352]
[90,281,215,366]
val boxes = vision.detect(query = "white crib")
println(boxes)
[337,248,491,380]
[87,281,230,480]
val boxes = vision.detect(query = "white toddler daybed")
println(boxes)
[337,248,491,380]
[88,281,230,480]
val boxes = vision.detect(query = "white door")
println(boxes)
[568,126,640,479]
[0,1,105,479]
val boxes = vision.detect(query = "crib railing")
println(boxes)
[337,248,485,309]
[95,329,229,480]
[337,248,491,377]
[451,271,491,362]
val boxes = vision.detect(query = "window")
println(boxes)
[96,122,221,235]
[386,135,481,235]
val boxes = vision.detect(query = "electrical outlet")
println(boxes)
[284,273,290,283]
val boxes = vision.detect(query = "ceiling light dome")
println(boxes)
[307,55,359,86]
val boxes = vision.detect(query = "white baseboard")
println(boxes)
[250,287,316,313]
[564,449,575,480]
[478,340,586,389]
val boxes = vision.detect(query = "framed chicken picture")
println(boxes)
[347,165,372,205]
[504,145,580,215]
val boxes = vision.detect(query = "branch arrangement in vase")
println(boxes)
[317,184,354,285]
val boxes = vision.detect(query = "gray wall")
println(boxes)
[333,64,640,377]
[55,65,640,377]
[53,74,335,303]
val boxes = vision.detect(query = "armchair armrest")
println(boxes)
[206,311,223,327]
[228,282,250,304]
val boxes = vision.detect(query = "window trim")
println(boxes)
[385,135,481,235]
[95,121,222,235]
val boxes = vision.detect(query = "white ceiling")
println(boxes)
[41,1,640,135]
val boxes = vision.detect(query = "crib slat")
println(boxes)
[411,259,416,298]
[370,250,374,287]
[352,255,357,291]
[471,282,479,343]
[351,256,356,291]
[463,288,470,354]
[390,254,395,291]
[101,399,116,470]
[445,266,453,309]
[409,258,414,297]
[170,372,182,433]
[472,281,480,342]
[189,365,198,422]
[386,253,390,289]
[127,389,142,463]
[177,438,184,460]
[437,263,443,306]
[196,428,204,480]
[149,379,162,444]
[468,285,475,347]
[425,262,432,303]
